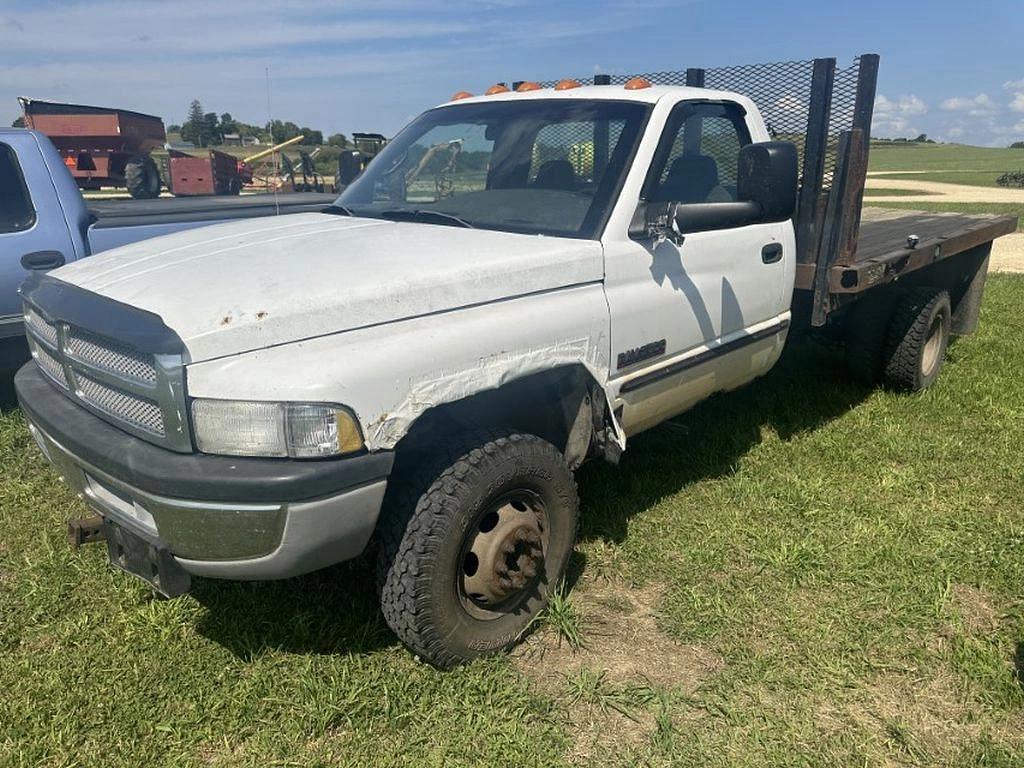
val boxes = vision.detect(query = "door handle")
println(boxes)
[761,243,783,264]
[21,250,66,271]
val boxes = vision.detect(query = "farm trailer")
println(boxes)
[19,97,166,200]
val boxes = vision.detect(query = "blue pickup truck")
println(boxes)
[0,128,334,371]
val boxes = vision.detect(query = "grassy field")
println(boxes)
[869,142,1024,187]
[864,201,1024,232]
[3,277,1024,767]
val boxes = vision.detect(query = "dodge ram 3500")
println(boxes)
[0,128,334,371]
[15,55,1017,667]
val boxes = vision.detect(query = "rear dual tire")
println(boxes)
[845,287,952,392]
[882,287,952,392]
[376,431,579,668]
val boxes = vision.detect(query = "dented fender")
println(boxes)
[185,284,625,453]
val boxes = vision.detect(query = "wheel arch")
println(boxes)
[389,364,623,470]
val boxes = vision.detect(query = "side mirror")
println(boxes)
[631,141,799,239]
[736,141,798,223]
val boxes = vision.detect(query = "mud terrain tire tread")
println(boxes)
[376,430,578,668]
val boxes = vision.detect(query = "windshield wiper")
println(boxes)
[379,209,474,229]
[323,204,355,216]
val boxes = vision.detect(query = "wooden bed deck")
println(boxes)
[795,208,1019,294]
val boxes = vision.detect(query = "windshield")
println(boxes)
[337,99,651,239]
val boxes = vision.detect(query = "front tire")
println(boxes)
[377,431,579,668]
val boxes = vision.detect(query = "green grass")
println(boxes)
[869,142,1024,187]
[4,278,1024,766]
[863,200,1024,230]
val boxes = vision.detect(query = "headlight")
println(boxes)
[191,400,364,458]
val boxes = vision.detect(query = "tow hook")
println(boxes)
[67,516,106,549]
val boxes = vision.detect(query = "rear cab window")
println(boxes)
[0,142,37,234]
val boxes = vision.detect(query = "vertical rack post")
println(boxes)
[796,57,836,265]
[836,54,880,265]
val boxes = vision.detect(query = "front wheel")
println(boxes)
[377,432,579,668]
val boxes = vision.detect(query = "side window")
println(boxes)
[0,142,36,234]
[645,102,751,205]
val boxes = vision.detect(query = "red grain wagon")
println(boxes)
[19,97,166,199]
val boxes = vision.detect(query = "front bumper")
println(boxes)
[16,363,393,581]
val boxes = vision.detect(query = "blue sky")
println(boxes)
[1,0,1021,146]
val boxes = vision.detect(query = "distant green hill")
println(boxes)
[868,142,1024,187]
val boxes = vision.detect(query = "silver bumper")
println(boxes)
[27,419,387,581]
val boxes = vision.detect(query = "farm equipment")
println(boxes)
[286,149,327,193]
[334,132,388,191]
[166,148,252,196]
[242,135,308,193]
[19,97,166,199]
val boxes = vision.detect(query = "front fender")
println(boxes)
[185,284,625,452]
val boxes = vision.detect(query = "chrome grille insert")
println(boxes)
[76,374,165,437]
[24,306,58,347]
[29,338,69,389]
[66,329,158,384]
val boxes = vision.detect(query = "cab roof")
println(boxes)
[434,84,746,109]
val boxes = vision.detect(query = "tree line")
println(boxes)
[167,99,349,148]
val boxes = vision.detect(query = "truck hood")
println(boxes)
[52,212,604,362]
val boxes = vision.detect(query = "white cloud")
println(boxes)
[1010,93,1024,113]
[1004,79,1024,91]
[872,94,928,138]
[875,94,928,116]
[939,93,999,116]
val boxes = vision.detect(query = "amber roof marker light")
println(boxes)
[450,91,474,101]
[516,81,542,92]
[624,76,653,90]
[554,79,582,91]
[485,83,510,95]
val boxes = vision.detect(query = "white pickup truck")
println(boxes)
[14,56,1017,667]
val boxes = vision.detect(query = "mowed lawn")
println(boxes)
[869,142,1024,187]
[2,277,1024,767]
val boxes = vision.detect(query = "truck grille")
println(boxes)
[25,306,58,347]
[22,301,191,452]
[28,337,69,389]
[76,374,166,436]
[65,329,158,384]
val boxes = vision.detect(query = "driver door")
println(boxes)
[603,100,793,435]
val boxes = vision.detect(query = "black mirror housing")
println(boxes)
[632,140,799,239]
[737,141,798,222]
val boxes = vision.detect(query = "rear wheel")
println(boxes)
[882,288,952,392]
[125,156,161,199]
[376,431,579,668]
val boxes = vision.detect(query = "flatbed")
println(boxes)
[820,208,1017,294]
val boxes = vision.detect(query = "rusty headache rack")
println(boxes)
[504,54,1016,328]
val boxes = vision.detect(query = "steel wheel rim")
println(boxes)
[457,489,550,620]
[921,314,944,376]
